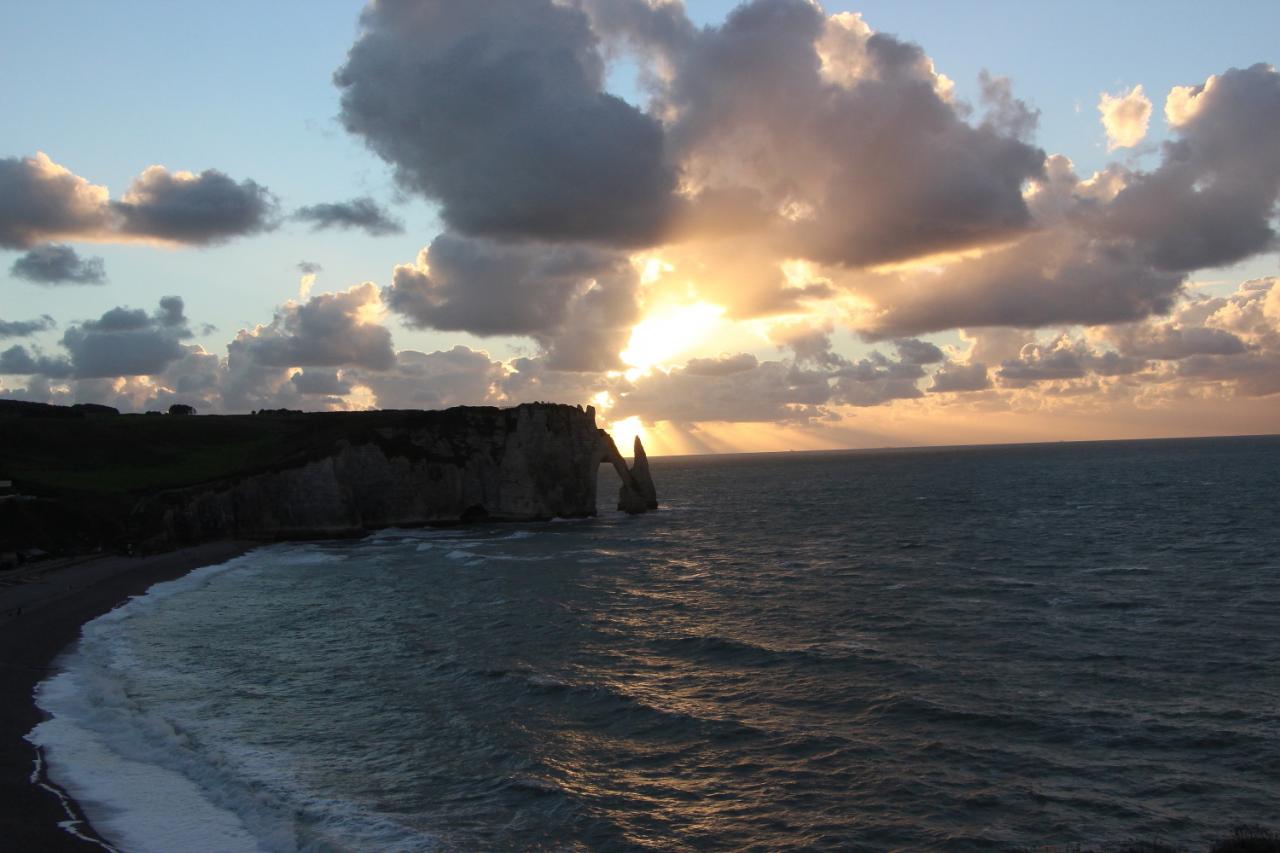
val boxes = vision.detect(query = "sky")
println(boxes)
[1,0,1278,455]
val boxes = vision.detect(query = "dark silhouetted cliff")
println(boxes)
[0,401,655,555]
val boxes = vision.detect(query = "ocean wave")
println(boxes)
[28,548,445,853]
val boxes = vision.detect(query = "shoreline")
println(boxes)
[0,542,255,852]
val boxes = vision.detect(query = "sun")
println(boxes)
[620,302,724,372]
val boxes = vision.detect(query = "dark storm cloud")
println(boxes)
[112,166,278,245]
[292,198,404,236]
[233,284,395,371]
[297,261,323,275]
[0,153,112,248]
[335,0,677,247]
[0,315,55,338]
[387,234,640,371]
[11,244,106,285]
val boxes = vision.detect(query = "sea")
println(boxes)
[27,436,1280,852]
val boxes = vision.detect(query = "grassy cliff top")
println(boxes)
[0,401,586,497]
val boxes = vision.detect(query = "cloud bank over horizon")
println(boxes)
[3,0,1279,451]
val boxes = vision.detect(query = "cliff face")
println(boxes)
[129,403,647,548]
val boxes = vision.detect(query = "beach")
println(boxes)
[0,542,253,851]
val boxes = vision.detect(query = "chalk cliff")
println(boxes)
[127,403,656,548]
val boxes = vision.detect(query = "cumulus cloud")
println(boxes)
[8,9,1280,438]
[500,355,617,406]
[386,234,640,371]
[923,280,1280,404]
[232,283,395,372]
[854,227,1185,338]
[1101,320,1247,360]
[0,153,275,248]
[112,166,277,245]
[336,0,1047,269]
[831,348,930,407]
[292,198,403,236]
[1110,278,1280,398]
[613,358,832,423]
[1098,64,1280,273]
[0,345,72,379]
[0,315,55,339]
[297,261,322,299]
[769,322,847,368]
[10,244,106,285]
[929,362,991,394]
[61,296,194,378]
[337,3,1280,366]
[683,352,760,376]
[1,297,192,380]
[893,337,946,365]
[289,369,353,396]
[353,347,506,411]
[0,153,112,248]
[1098,84,1152,150]
[653,0,1045,268]
[609,336,944,422]
[997,334,1150,388]
[336,0,677,247]
[980,70,1040,141]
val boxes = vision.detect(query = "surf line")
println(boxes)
[29,743,121,852]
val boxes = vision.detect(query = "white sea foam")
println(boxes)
[26,545,440,853]
[28,693,268,853]
[27,553,287,852]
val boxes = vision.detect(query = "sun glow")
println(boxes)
[620,302,725,371]
[605,416,647,455]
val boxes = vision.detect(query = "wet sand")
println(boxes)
[0,542,254,852]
